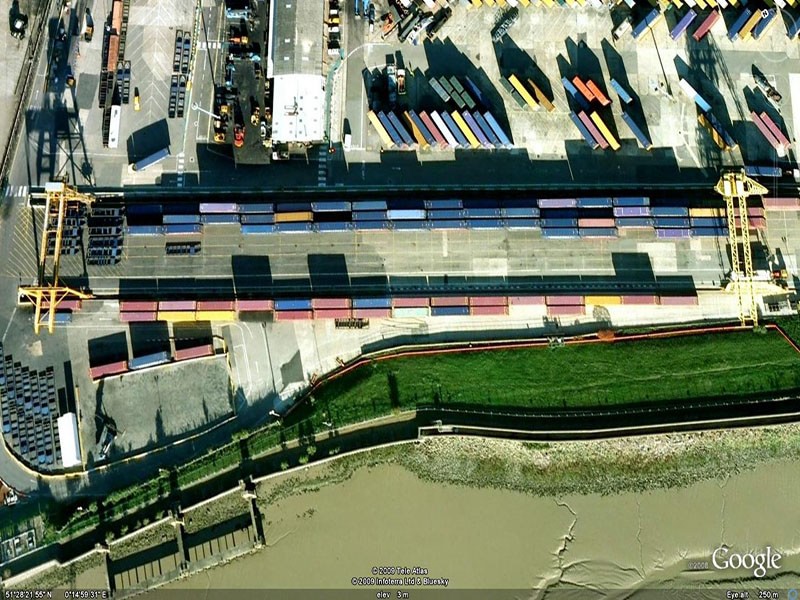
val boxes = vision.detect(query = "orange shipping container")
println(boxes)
[106,34,120,71]
[274,211,313,223]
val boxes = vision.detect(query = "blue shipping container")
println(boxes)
[542,218,579,228]
[394,220,430,230]
[425,199,463,210]
[163,214,201,224]
[704,111,737,148]
[580,227,618,238]
[654,217,691,228]
[353,221,390,231]
[241,224,275,234]
[388,112,416,147]
[542,228,581,238]
[312,201,352,212]
[352,200,388,211]
[483,112,513,148]
[241,214,275,224]
[610,79,633,104]
[633,8,662,39]
[728,8,753,40]
[275,299,313,311]
[613,196,650,206]
[753,9,777,39]
[352,297,392,309]
[127,225,164,235]
[621,112,653,150]
[577,197,613,208]
[690,217,727,227]
[472,112,501,148]
[129,351,171,371]
[431,305,470,317]
[670,9,697,40]
[464,76,489,108]
[203,214,240,224]
[353,211,388,221]
[744,165,782,177]
[132,148,170,172]
[428,209,465,219]
[429,220,467,230]
[165,224,202,235]
[379,111,405,147]
[387,209,427,220]
[656,228,691,239]
[441,111,469,148]
[275,223,313,233]
[466,219,505,229]
[651,206,689,217]
[540,208,579,218]
[464,208,502,218]
[504,207,539,217]
[506,219,541,229]
[239,203,274,213]
[691,227,729,237]
[615,217,654,228]
[276,202,313,212]
[317,222,352,232]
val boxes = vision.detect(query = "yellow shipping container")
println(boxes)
[585,295,622,305]
[274,211,313,223]
[157,311,197,322]
[689,207,725,217]
[195,310,236,322]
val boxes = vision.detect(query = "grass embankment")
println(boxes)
[296,330,800,430]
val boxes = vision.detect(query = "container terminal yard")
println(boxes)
[1,0,800,586]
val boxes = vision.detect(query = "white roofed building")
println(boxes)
[57,413,82,468]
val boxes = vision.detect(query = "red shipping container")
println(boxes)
[572,76,595,102]
[468,296,508,306]
[509,295,545,305]
[236,299,274,311]
[42,299,81,310]
[430,296,469,307]
[763,198,799,210]
[312,298,351,309]
[546,295,585,306]
[585,80,611,106]
[197,300,235,311]
[353,308,392,318]
[578,218,615,228]
[175,344,214,361]
[120,300,158,312]
[621,295,659,305]
[90,360,128,380]
[158,300,196,311]
[120,311,158,322]
[748,217,767,230]
[276,310,313,320]
[470,305,508,316]
[313,308,352,319]
[392,297,430,307]
[659,295,699,305]
[547,304,586,316]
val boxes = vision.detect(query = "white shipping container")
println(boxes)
[108,105,121,149]
[387,209,427,220]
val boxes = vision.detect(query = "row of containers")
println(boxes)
[117,294,700,323]
[625,7,796,41]
[124,196,769,239]
[89,343,215,381]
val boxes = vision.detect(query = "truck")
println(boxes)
[397,68,406,95]
[83,8,93,41]
[129,147,170,172]
[387,64,398,107]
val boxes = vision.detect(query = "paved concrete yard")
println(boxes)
[93,356,233,462]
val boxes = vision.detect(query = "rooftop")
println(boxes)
[267,0,325,78]
[271,73,326,143]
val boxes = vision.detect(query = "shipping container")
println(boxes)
[425,199,463,210]
[506,219,541,229]
[744,165,782,178]
[483,111,513,148]
[576,197,613,208]
[728,8,753,40]
[762,198,800,210]
[538,198,577,209]
[752,9,777,39]
[387,209,426,220]
[127,225,164,235]
[126,203,163,216]
[197,300,235,311]
[651,206,689,217]
[656,228,691,238]
[547,304,586,316]
[614,196,650,206]
[466,218,505,229]
[163,214,201,224]
[200,202,238,213]
[691,227,728,237]
[431,305,470,317]
[621,295,659,305]
[690,217,727,227]
[275,310,313,320]
[313,308,352,319]
[239,203,274,213]
[430,111,460,147]
[275,298,313,311]
[393,297,430,308]
[368,110,396,149]
[509,295,545,305]
[503,207,539,218]
[131,148,170,172]
[461,111,492,148]
[175,344,214,361]
[312,298,351,309]
[352,297,392,309]
[241,214,275,225]
[241,224,275,234]
[670,9,698,39]
[317,222,352,232]
[660,295,699,305]
[440,111,469,148]
[471,112,501,148]
[378,111,406,148]
[392,220,428,230]
[464,76,489,109]
[578,218,616,228]
[352,200,387,211]
[678,78,712,113]
[654,217,691,228]
[508,74,538,109]
[431,296,469,307]
[276,202,313,212]
[119,311,158,322]
[613,206,650,217]
[392,307,430,318]
[578,111,609,149]
[688,207,724,217]
[236,299,274,311]
[90,359,129,380]
[274,211,313,223]
[464,208,502,218]
[759,112,791,148]
[562,78,591,111]
[428,209,465,220]
[195,310,236,321]
[469,296,508,306]
[546,295,584,306]
[419,111,448,149]
[692,9,720,41]
[738,9,763,40]
[202,214,239,225]
[542,228,580,238]
[751,112,784,154]
[311,201,351,212]
[615,217,654,228]
[353,308,392,318]
[107,105,121,149]
[129,351,171,371]
[353,221,391,231]
[407,110,436,147]
[470,304,507,316]
[609,78,633,104]
[387,112,416,148]
[632,8,663,39]
[120,300,158,312]
[569,111,600,149]
[158,300,196,311]
[585,295,622,305]
[402,111,431,149]
[275,223,313,233]
[572,77,596,102]
[351,211,385,222]
[590,112,621,151]
[429,77,451,103]
[451,111,481,149]
[621,112,653,150]
[586,80,611,106]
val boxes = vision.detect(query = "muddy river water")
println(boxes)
[168,456,800,597]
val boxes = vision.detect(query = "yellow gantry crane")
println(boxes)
[714,170,767,328]
[18,180,95,334]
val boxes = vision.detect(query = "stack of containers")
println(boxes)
[463,199,503,230]
[426,198,465,230]
[387,206,428,231]
[502,202,540,230]
[119,300,158,322]
[734,206,767,231]
[200,202,240,227]
[157,300,197,322]
[352,297,392,318]
[545,295,586,317]
[577,197,616,238]
[311,201,353,233]
[688,207,727,238]
[613,196,652,230]
[240,203,275,234]
[468,296,508,316]
[274,298,313,320]
[196,300,235,321]
[352,200,389,231]
[312,298,352,319]
[392,297,430,318]
[540,198,579,238]
[430,296,470,317]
